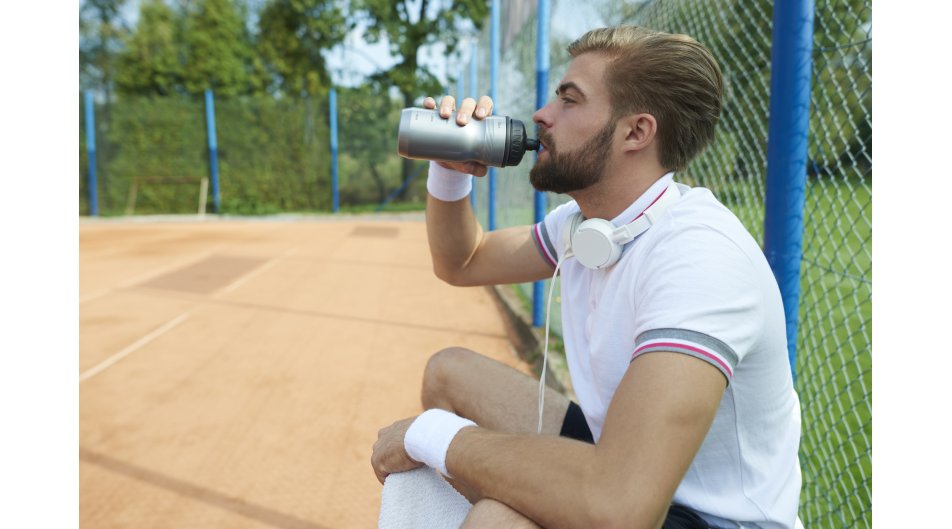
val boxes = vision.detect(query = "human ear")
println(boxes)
[620,113,657,153]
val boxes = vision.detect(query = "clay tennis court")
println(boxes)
[79,215,533,528]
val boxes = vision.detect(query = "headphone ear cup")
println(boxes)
[573,218,623,269]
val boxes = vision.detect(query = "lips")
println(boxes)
[538,131,553,153]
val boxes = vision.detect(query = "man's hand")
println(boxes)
[422,95,494,177]
[371,416,423,484]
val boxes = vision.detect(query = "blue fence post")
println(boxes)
[84,91,98,216]
[469,42,479,211]
[330,87,340,213]
[488,0,500,231]
[204,89,221,213]
[532,0,551,327]
[763,0,815,381]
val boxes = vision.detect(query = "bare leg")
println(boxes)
[420,347,572,502]
[421,347,571,434]
[460,498,542,529]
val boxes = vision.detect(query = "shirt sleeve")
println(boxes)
[531,201,580,270]
[629,225,765,384]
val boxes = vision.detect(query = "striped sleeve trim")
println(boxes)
[632,328,739,382]
[532,222,558,269]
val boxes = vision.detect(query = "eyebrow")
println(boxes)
[555,82,586,99]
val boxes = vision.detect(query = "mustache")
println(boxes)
[538,129,555,151]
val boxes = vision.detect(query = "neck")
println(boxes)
[570,157,669,220]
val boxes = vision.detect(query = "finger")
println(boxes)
[456,97,477,125]
[422,97,436,109]
[467,162,488,177]
[438,95,457,118]
[474,96,494,119]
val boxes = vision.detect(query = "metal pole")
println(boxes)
[488,0,500,231]
[329,87,340,213]
[532,0,550,327]
[763,0,815,381]
[469,42,478,211]
[84,91,98,216]
[204,89,221,213]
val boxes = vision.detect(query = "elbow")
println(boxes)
[432,264,470,287]
[584,484,667,529]
[587,506,665,529]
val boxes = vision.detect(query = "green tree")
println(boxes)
[355,0,487,107]
[352,0,488,184]
[80,0,128,100]
[181,0,258,96]
[336,84,403,204]
[114,0,183,96]
[257,0,350,98]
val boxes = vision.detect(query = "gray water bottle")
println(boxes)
[397,107,540,167]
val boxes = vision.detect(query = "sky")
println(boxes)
[114,0,604,89]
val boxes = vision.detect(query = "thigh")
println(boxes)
[423,347,571,436]
[460,498,541,529]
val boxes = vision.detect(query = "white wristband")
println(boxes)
[426,161,473,202]
[404,409,477,478]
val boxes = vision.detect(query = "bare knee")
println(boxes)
[421,347,477,412]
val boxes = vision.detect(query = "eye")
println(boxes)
[561,96,575,105]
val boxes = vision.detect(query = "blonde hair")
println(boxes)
[568,26,723,171]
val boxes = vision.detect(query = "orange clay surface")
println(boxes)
[80,215,531,529]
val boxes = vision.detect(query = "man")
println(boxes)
[372,25,802,529]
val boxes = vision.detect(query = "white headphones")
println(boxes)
[561,183,682,269]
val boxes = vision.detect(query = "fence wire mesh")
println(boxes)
[469,1,871,527]
[78,90,422,216]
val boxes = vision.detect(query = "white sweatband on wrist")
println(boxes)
[426,161,473,202]
[404,408,477,478]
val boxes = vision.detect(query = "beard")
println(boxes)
[529,118,616,194]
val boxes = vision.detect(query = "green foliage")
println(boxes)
[336,84,404,204]
[353,0,488,105]
[80,0,128,99]
[181,0,256,96]
[79,93,334,215]
[257,0,351,97]
[114,0,182,96]
[111,0,347,99]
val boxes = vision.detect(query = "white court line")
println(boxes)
[217,247,300,295]
[79,312,190,384]
[80,245,226,305]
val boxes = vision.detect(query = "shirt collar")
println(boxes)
[610,171,676,226]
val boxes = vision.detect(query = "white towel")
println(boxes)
[378,467,473,529]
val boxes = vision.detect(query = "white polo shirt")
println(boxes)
[532,173,803,529]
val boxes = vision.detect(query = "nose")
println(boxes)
[532,101,553,130]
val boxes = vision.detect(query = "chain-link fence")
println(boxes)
[468,1,871,527]
[78,89,421,217]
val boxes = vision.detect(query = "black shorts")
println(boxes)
[558,401,595,444]
[558,402,712,529]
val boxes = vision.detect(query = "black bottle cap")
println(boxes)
[504,118,530,167]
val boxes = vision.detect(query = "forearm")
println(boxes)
[447,429,648,529]
[424,165,483,284]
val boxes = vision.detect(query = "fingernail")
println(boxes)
[459,115,468,124]
[476,109,486,117]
